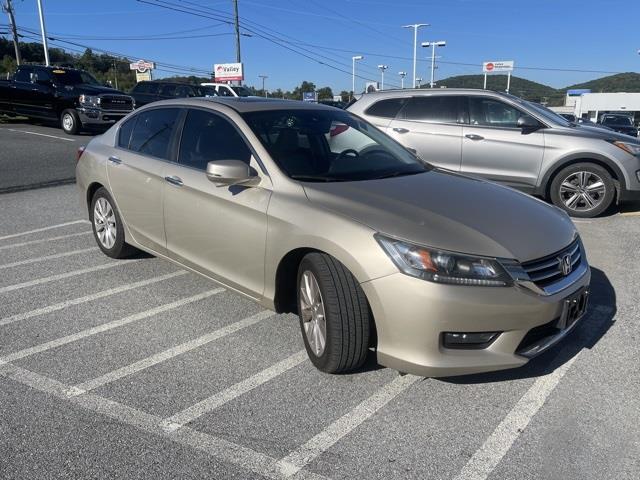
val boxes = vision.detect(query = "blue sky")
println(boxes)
[8,0,640,92]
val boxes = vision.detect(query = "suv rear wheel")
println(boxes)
[550,163,615,218]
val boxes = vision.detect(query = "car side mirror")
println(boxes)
[206,160,260,187]
[517,115,542,132]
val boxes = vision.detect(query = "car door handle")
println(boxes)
[108,156,122,165]
[393,127,410,134]
[164,175,183,187]
[465,134,484,141]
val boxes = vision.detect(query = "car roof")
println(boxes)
[358,87,508,98]
[140,97,339,113]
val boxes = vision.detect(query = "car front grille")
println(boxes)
[99,95,134,112]
[521,238,582,289]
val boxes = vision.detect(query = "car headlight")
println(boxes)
[611,140,640,156]
[79,94,99,107]
[375,234,512,286]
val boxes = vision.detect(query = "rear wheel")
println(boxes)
[297,253,371,374]
[90,188,138,258]
[61,109,81,135]
[549,163,615,218]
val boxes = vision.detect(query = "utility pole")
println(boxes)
[402,23,429,88]
[36,0,50,66]
[112,60,118,90]
[398,71,406,89]
[258,74,267,97]
[233,0,241,63]
[422,41,446,88]
[2,0,22,65]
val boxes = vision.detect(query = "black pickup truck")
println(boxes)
[0,65,134,135]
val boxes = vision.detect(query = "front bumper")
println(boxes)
[361,266,591,377]
[77,107,131,127]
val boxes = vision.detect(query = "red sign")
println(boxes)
[485,62,494,71]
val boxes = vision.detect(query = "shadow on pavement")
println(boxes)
[438,267,616,384]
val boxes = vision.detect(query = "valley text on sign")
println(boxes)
[214,63,244,82]
[483,61,514,73]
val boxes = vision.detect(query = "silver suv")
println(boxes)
[348,89,640,217]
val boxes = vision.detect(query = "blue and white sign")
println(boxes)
[302,91,317,102]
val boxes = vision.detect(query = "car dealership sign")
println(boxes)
[129,60,156,82]
[482,60,514,73]
[214,63,244,82]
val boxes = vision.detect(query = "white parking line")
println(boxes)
[0,361,330,480]
[0,260,139,294]
[163,349,308,432]
[452,305,613,480]
[276,374,421,477]
[4,128,76,142]
[69,310,275,396]
[0,220,89,241]
[0,231,92,251]
[0,271,187,327]
[0,288,224,363]
[0,246,98,269]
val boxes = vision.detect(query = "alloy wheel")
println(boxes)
[558,171,606,212]
[299,270,327,357]
[93,197,117,249]
[62,113,74,131]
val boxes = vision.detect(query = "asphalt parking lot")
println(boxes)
[1,130,639,479]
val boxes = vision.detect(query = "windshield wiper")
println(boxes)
[290,174,346,182]
[371,170,425,180]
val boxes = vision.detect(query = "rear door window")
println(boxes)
[364,98,406,118]
[159,84,177,96]
[128,108,180,159]
[400,96,460,123]
[117,116,136,149]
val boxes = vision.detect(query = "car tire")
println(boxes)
[60,109,81,135]
[549,163,615,218]
[90,187,138,259]
[297,252,371,374]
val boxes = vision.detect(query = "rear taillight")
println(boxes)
[76,146,85,162]
[330,124,349,137]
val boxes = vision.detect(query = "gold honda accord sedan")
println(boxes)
[76,97,590,377]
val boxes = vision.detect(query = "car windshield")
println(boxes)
[51,69,100,86]
[602,116,633,126]
[231,86,252,97]
[242,109,431,182]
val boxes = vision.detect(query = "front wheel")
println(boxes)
[297,253,371,374]
[60,109,81,135]
[549,163,615,218]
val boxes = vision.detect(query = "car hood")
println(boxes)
[303,170,577,262]
[65,84,129,96]
[559,124,640,142]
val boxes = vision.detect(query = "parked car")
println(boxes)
[200,82,253,97]
[318,99,347,109]
[598,113,638,137]
[0,65,134,134]
[77,97,590,377]
[348,89,640,217]
[129,81,217,108]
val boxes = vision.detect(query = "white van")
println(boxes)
[200,83,253,98]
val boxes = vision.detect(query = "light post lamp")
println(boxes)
[415,77,423,88]
[422,40,446,88]
[351,55,364,100]
[378,65,388,90]
[398,71,407,89]
[258,74,268,97]
[402,23,429,88]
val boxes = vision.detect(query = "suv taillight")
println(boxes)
[76,146,85,162]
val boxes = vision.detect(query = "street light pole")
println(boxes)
[378,65,388,90]
[351,55,363,100]
[422,41,446,88]
[36,0,50,66]
[258,74,268,97]
[402,23,429,88]
[398,71,406,89]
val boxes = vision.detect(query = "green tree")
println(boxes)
[292,80,317,99]
[316,86,333,100]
